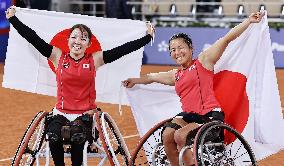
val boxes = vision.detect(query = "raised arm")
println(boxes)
[6,6,61,68]
[199,11,265,71]
[123,69,176,88]
[93,23,155,70]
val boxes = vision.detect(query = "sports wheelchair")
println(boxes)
[11,110,130,166]
[130,118,257,166]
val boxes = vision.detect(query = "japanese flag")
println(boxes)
[3,7,147,105]
[126,11,284,160]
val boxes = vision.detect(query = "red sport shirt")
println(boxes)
[175,59,221,115]
[55,53,97,114]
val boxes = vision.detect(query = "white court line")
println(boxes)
[0,157,12,162]
[0,134,140,162]
[123,134,139,139]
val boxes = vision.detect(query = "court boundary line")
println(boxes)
[0,157,12,162]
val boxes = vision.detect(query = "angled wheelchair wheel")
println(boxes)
[11,111,48,166]
[193,122,257,166]
[130,118,173,166]
[95,112,130,166]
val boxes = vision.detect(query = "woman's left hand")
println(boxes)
[146,21,155,37]
[249,11,265,23]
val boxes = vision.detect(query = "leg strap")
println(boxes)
[164,122,182,130]
[161,121,182,144]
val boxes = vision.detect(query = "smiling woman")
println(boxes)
[67,24,92,60]
[123,11,265,166]
[169,33,193,68]
[5,5,155,166]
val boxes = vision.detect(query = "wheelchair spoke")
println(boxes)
[195,122,257,166]
[130,119,172,166]
[201,142,225,165]
[234,151,249,160]
[153,130,161,144]
[232,141,242,160]
[227,138,235,157]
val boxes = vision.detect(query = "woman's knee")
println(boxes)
[174,129,186,147]
[174,123,200,147]
[162,128,175,144]
[46,115,69,142]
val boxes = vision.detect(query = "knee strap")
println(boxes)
[164,122,182,130]
[46,132,60,143]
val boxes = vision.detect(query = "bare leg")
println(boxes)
[163,127,179,166]
[162,118,188,166]
[174,123,200,166]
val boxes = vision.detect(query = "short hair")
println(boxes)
[169,33,192,50]
[70,24,93,42]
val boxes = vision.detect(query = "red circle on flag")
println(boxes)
[47,29,102,73]
[214,70,249,143]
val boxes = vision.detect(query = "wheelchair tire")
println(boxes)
[95,112,130,166]
[192,121,222,165]
[194,122,257,166]
[130,118,173,166]
[11,111,48,166]
[95,112,115,166]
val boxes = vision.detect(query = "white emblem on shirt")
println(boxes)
[83,64,89,68]
[188,65,196,71]
[63,62,69,68]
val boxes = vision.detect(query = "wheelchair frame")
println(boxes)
[96,111,131,166]
[11,111,130,166]
[130,119,257,166]
[130,118,173,166]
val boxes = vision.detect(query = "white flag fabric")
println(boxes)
[3,7,147,105]
[126,12,284,160]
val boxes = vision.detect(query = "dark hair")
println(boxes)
[70,24,93,42]
[168,33,193,50]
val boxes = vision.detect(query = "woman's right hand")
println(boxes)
[122,78,136,88]
[248,11,265,23]
[5,6,16,19]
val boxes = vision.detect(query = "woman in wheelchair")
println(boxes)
[6,6,155,166]
[123,11,264,166]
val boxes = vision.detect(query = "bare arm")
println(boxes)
[48,47,63,69]
[123,69,176,88]
[199,11,265,71]
[93,22,155,70]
